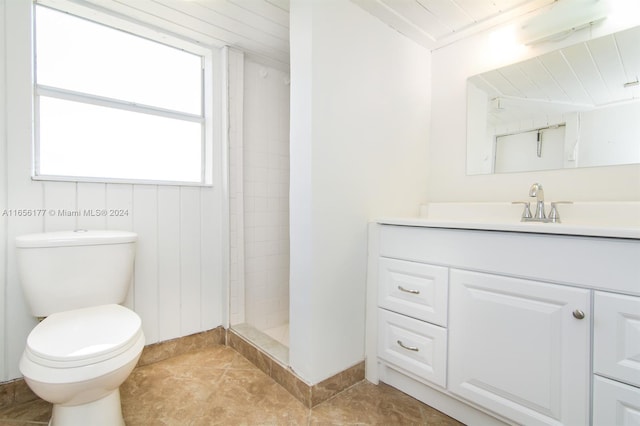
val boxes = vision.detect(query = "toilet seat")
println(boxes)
[25,304,143,369]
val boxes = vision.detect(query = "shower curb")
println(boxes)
[227,329,365,408]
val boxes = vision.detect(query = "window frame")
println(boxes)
[32,0,215,186]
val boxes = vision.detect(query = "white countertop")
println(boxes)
[377,202,640,240]
[377,217,640,239]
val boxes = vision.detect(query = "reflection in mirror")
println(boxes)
[467,25,640,175]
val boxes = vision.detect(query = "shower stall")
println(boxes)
[229,56,290,364]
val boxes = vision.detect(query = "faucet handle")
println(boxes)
[512,201,532,221]
[548,201,573,223]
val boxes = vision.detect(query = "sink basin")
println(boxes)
[377,202,640,239]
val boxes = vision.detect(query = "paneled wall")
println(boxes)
[0,0,227,381]
[1,183,224,381]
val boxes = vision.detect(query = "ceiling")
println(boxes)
[80,0,291,69]
[81,0,564,70]
[350,0,556,49]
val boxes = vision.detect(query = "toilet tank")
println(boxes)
[15,230,137,317]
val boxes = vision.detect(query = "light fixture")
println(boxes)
[519,0,611,45]
[624,79,639,88]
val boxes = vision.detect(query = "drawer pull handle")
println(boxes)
[397,340,419,352]
[572,309,585,320]
[398,285,420,295]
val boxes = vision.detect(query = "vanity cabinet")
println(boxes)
[592,292,640,425]
[366,223,640,426]
[448,269,590,426]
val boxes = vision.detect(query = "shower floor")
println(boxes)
[232,322,289,365]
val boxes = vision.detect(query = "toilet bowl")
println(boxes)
[20,304,144,426]
[15,230,143,425]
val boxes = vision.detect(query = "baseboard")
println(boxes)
[226,329,364,408]
[137,327,225,367]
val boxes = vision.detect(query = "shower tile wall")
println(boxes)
[230,58,290,332]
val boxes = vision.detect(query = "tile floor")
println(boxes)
[0,345,464,425]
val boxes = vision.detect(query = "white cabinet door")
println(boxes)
[594,291,640,388]
[448,269,590,426]
[593,375,640,426]
[378,257,448,326]
[378,308,447,387]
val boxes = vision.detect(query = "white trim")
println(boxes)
[36,86,205,123]
[32,174,213,187]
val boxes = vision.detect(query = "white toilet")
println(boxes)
[15,230,145,426]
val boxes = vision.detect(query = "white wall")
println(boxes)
[428,12,640,202]
[0,1,227,381]
[289,0,431,384]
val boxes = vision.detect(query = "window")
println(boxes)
[34,4,212,184]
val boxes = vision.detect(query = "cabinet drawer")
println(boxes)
[594,292,640,387]
[378,257,448,326]
[593,375,640,426]
[377,308,447,388]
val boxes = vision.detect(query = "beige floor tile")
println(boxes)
[0,397,51,425]
[310,382,464,426]
[0,346,464,426]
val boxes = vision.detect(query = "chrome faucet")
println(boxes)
[529,183,546,220]
[512,183,572,223]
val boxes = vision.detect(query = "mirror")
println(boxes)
[467,25,640,175]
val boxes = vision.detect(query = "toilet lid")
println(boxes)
[26,304,143,368]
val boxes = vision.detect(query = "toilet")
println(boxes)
[15,230,145,426]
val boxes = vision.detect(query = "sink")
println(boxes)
[377,202,640,239]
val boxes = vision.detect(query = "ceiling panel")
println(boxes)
[380,0,452,40]
[588,34,629,103]
[229,0,290,27]
[522,58,570,102]
[537,51,592,105]
[615,25,640,98]
[499,63,537,99]
[353,0,555,49]
[481,71,520,98]
[416,0,473,32]
[455,0,527,22]
[563,43,610,105]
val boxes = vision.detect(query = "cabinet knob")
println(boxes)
[572,309,585,320]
